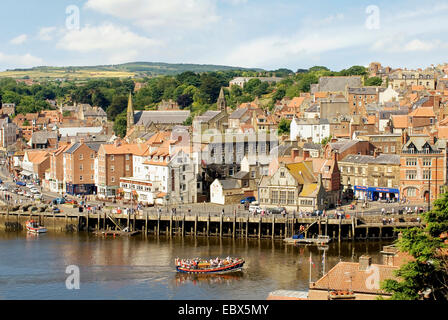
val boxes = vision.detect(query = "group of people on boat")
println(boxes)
[175,257,240,269]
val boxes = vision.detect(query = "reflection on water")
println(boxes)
[0,232,393,300]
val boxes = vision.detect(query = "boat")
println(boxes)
[175,257,245,274]
[284,235,331,245]
[26,220,47,234]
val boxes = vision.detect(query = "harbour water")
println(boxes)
[0,233,392,300]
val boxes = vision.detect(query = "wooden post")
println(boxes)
[338,218,342,242]
[351,218,355,241]
[170,212,173,237]
[207,213,210,237]
[318,217,321,236]
[157,212,161,236]
[195,213,198,238]
[232,216,236,239]
[220,214,223,238]
[366,227,369,240]
[246,216,249,239]
[258,216,262,239]
[133,211,136,232]
[272,216,275,240]
[86,212,89,233]
[96,212,99,231]
[284,217,288,238]
[182,214,185,237]
[145,211,148,235]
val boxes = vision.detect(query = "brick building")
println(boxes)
[400,135,448,203]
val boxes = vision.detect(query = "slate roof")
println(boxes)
[31,131,58,144]
[340,154,400,165]
[318,76,362,92]
[219,179,241,190]
[229,108,248,120]
[134,111,190,126]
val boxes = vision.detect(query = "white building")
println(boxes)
[290,118,330,143]
[379,85,399,104]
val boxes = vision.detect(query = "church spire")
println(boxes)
[127,92,135,133]
[217,87,227,113]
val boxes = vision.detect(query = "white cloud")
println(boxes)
[38,27,57,41]
[0,52,43,69]
[56,23,163,64]
[10,34,28,45]
[84,0,219,29]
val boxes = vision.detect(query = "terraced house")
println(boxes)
[400,135,448,203]
[339,154,401,202]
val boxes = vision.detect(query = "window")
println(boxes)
[280,171,285,178]
[374,179,378,187]
[126,165,130,171]
[91,153,95,159]
[111,166,115,172]
[79,154,83,160]
[423,158,432,166]
[388,167,393,173]
[111,177,115,183]
[280,191,286,204]
[271,191,279,203]
[387,180,393,188]
[406,158,417,166]
[384,146,388,153]
[407,188,417,197]
[80,176,83,181]
[391,146,396,153]
[423,170,431,180]
[111,155,115,161]
[287,191,295,205]
[79,164,83,171]
[126,155,130,161]
[406,170,417,180]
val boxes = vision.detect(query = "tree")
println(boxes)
[277,119,291,135]
[113,112,128,138]
[177,94,193,109]
[365,77,383,86]
[107,95,128,121]
[321,135,333,146]
[381,193,448,300]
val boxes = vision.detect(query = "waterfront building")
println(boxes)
[339,153,401,201]
[399,135,448,202]
[63,140,102,195]
[258,161,327,212]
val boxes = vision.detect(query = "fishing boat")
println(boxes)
[26,220,47,234]
[175,257,245,274]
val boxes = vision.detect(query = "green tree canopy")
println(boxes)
[381,193,448,300]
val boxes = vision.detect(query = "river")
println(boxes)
[0,232,393,300]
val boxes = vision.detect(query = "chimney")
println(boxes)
[359,255,372,271]
[303,150,310,160]
[80,138,85,144]
[291,148,300,159]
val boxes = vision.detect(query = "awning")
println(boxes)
[20,171,33,177]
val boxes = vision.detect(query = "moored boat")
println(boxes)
[175,257,245,274]
[26,220,47,234]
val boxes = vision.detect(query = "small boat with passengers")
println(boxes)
[26,220,47,234]
[175,257,245,274]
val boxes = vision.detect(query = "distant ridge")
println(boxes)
[3,61,265,78]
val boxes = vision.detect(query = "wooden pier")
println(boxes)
[0,207,425,241]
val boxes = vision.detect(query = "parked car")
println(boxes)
[0,185,7,191]
[249,205,262,214]
[16,181,26,187]
[52,198,66,205]
[240,196,256,204]
[53,207,61,213]
[34,194,43,200]
[66,199,78,205]
[30,188,40,194]
[267,207,287,215]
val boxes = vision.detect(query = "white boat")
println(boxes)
[26,220,47,234]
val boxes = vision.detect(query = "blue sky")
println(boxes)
[1,0,448,71]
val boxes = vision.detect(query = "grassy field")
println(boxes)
[0,69,136,80]
[0,62,262,81]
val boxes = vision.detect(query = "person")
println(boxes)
[381,208,385,215]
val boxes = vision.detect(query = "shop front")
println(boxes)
[367,187,399,202]
[354,186,368,201]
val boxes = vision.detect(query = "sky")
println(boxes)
[1,0,448,72]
